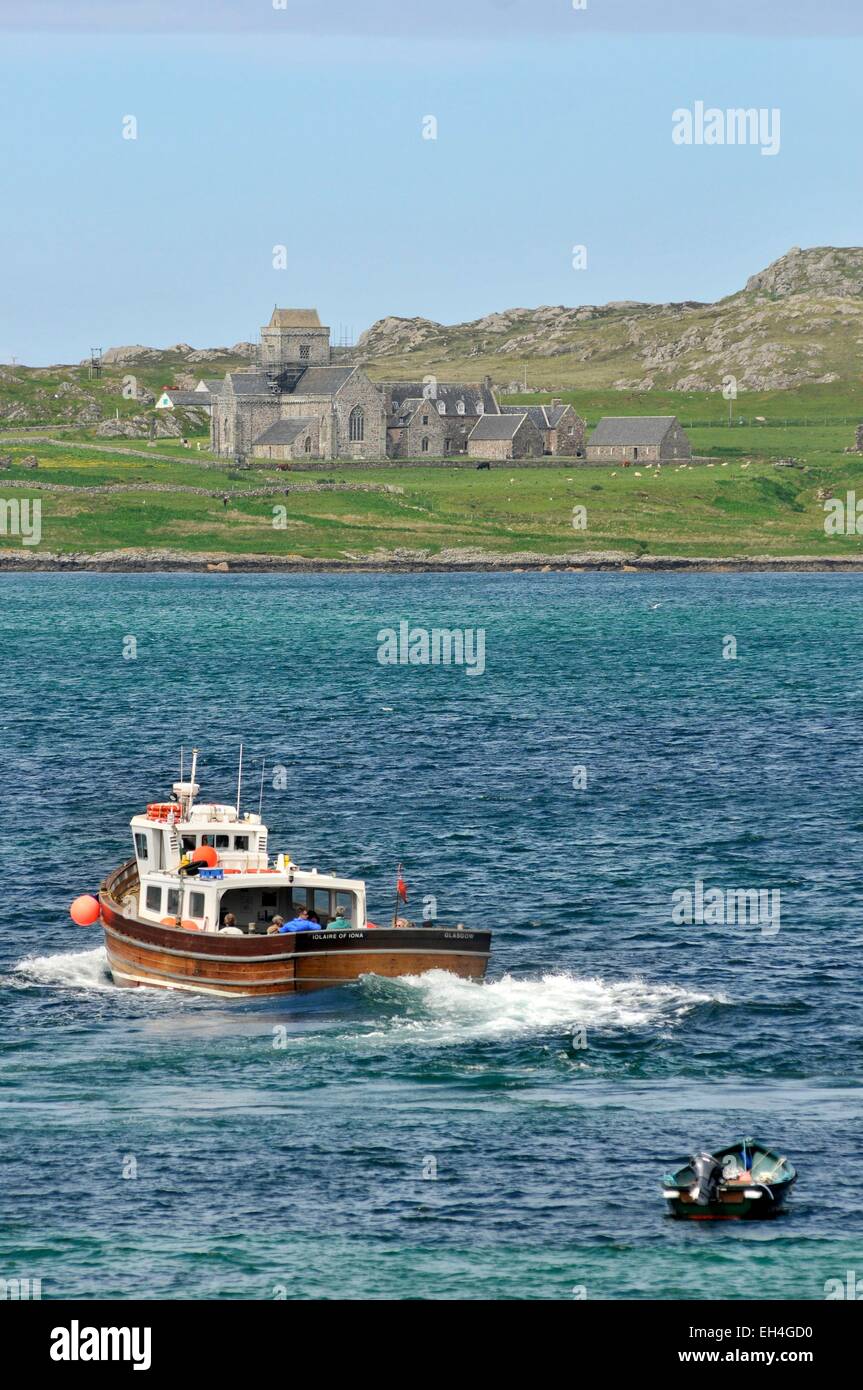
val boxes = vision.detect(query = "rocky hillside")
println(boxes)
[355,246,863,392]
[3,248,863,425]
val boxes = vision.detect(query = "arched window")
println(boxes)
[304,436,312,453]
[456,399,465,415]
[421,436,429,453]
[437,401,446,415]
[349,406,365,442]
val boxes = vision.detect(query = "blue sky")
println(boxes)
[0,3,861,363]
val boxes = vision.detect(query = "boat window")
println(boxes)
[134,832,149,860]
[313,888,330,915]
[189,891,205,918]
[182,836,196,852]
[335,891,354,919]
[290,887,309,911]
[167,889,180,916]
[146,885,162,912]
[262,890,277,908]
[234,835,249,851]
[215,834,231,849]
[200,835,214,847]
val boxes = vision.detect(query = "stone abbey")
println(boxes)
[208,307,585,463]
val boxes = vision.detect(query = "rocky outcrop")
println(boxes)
[350,245,863,391]
[743,246,863,299]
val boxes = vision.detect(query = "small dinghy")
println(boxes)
[662,1138,796,1220]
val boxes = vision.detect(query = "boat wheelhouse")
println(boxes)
[129,783,367,937]
[96,760,491,996]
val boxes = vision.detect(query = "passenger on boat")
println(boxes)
[328,907,349,929]
[221,913,238,931]
[267,908,318,934]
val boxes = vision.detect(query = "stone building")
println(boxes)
[585,416,691,464]
[251,418,320,462]
[156,388,210,411]
[467,411,544,460]
[386,397,448,458]
[500,401,585,455]
[210,308,386,461]
[385,379,500,458]
[209,306,583,463]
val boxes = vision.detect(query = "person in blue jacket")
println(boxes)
[267,907,318,935]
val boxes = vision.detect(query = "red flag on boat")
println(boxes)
[396,869,408,903]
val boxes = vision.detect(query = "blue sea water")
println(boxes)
[0,571,861,1301]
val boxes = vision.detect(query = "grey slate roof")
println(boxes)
[224,365,356,400]
[501,403,571,429]
[200,378,223,395]
[386,382,499,417]
[587,416,680,446]
[469,413,527,441]
[390,396,428,425]
[287,365,356,396]
[253,419,314,445]
[223,370,272,396]
[160,390,209,407]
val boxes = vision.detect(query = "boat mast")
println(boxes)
[236,742,244,817]
[188,747,198,817]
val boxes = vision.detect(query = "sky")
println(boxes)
[0,1,861,364]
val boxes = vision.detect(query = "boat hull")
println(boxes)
[664,1187,792,1221]
[663,1140,796,1220]
[99,878,491,997]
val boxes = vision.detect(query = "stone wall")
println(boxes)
[213,394,280,457]
[390,405,447,459]
[549,407,586,456]
[331,370,387,460]
[259,325,330,370]
[467,437,514,460]
[512,417,545,458]
[659,421,692,461]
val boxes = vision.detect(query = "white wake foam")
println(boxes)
[360,969,723,1045]
[14,945,114,991]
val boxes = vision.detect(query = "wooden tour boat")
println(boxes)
[662,1138,797,1220]
[81,750,491,997]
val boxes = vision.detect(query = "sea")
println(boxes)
[1,571,861,1300]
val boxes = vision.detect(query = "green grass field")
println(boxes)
[2,387,863,559]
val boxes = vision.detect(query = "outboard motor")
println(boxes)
[689,1151,722,1205]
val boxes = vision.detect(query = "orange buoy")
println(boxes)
[70,894,101,926]
[191,845,218,867]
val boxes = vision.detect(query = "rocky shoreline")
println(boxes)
[2,548,863,575]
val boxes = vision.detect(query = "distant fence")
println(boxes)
[671,416,859,430]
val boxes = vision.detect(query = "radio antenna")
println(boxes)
[258,757,266,820]
[236,742,244,816]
